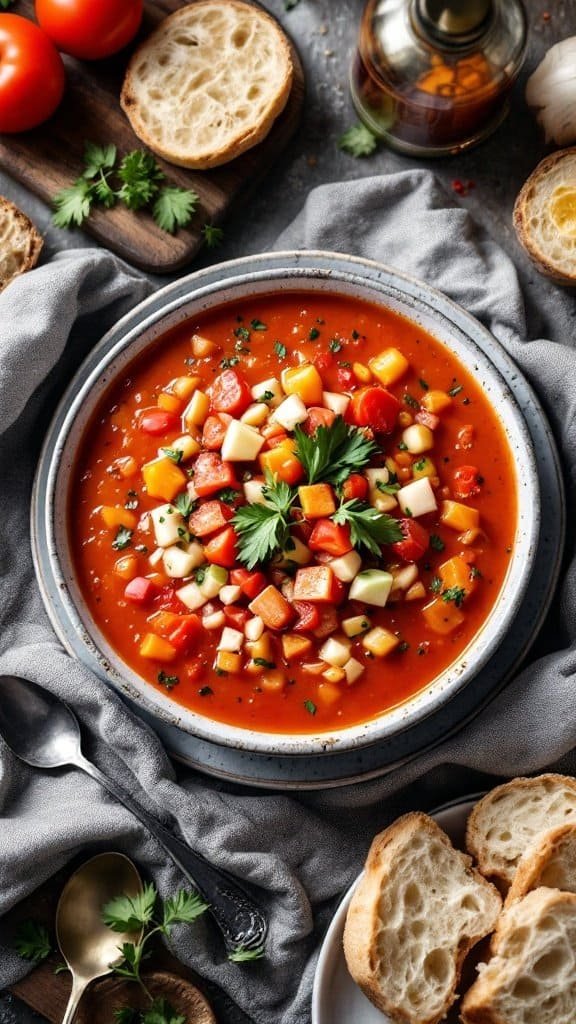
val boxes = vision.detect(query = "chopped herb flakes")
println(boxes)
[448,384,464,397]
[250,319,267,331]
[430,534,445,551]
[274,341,288,360]
[303,699,317,715]
[309,327,320,341]
[220,356,240,369]
[112,526,133,551]
[158,671,179,690]
[442,586,466,607]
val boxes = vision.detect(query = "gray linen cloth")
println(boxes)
[1,170,575,1024]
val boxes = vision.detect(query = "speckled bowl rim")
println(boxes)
[32,251,540,757]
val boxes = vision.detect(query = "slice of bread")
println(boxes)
[513,148,576,286]
[505,823,576,907]
[0,196,42,292]
[343,812,502,1024]
[461,887,576,1024]
[121,1,293,170]
[466,775,576,892]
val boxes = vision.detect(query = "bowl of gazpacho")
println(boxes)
[34,252,539,755]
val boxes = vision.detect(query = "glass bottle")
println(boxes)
[351,0,528,156]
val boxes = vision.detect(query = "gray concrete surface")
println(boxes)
[1,0,575,1021]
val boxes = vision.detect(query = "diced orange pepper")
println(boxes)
[293,565,339,603]
[100,506,138,531]
[259,442,304,485]
[215,650,242,674]
[282,634,313,661]
[172,376,201,400]
[191,334,219,358]
[421,390,452,414]
[298,483,336,518]
[149,611,183,637]
[439,555,477,594]
[114,554,139,580]
[142,457,187,502]
[440,500,480,532]
[248,585,294,630]
[369,348,409,387]
[114,456,138,478]
[281,363,323,405]
[139,633,177,661]
[422,597,465,635]
[157,392,183,414]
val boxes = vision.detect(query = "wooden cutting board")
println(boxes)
[0,0,304,274]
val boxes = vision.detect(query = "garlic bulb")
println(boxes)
[526,37,576,146]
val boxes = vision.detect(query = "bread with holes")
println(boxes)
[0,196,42,292]
[342,812,502,1024]
[505,823,576,907]
[461,887,576,1024]
[120,0,293,169]
[466,775,576,892]
[514,148,576,286]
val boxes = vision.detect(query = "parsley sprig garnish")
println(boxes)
[13,921,52,962]
[233,475,296,569]
[332,500,403,556]
[53,142,199,235]
[294,415,380,487]
[339,122,379,158]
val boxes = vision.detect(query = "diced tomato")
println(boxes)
[337,365,355,390]
[156,586,190,614]
[308,519,353,557]
[223,606,250,630]
[189,500,233,537]
[193,452,238,497]
[415,409,439,430]
[203,526,238,568]
[391,519,429,563]
[453,465,483,499]
[293,519,313,544]
[292,600,321,633]
[168,614,202,654]
[312,606,339,639]
[124,577,158,605]
[149,610,181,637]
[293,565,340,603]
[303,407,336,434]
[264,432,290,450]
[186,658,205,683]
[139,408,180,436]
[248,585,294,630]
[331,577,347,604]
[350,386,400,434]
[457,424,475,450]
[230,568,267,600]
[210,369,252,417]
[313,351,333,375]
[202,414,231,450]
[341,473,369,502]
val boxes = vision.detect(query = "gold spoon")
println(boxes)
[56,852,142,1024]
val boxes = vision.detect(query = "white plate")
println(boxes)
[312,796,480,1024]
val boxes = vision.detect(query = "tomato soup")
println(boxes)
[71,293,516,734]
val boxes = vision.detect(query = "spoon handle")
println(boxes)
[61,974,88,1024]
[77,755,267,955]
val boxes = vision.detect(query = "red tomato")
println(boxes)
[189,500,233,537]
[292,600,320,633]
[193,452,238,498]
[337,366,355,390]
[308,519,353,557]
[230,569,267,600]
[313,351,333,375]
[168,615,202,654]
[0,15,65,133]
[223,606,250,630]
[35,0,143,60]
[210,369,252,417]
[204,526,238,568]
[124,576,157,605]
[350,386,400,434]
[139,408,180,436]
[341,474,369,502]
[392,519,429,563]
[453,465,483,499]
[202,414,231,451]
[303,407,336,434]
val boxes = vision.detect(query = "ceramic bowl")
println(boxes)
[32,251,540,757]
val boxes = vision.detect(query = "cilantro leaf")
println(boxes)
[294,415,380,486]
[112,526,133,551]
[117,151,164,210]
[228,944,266,962]
[202,223,224,248]
[339,122,379,158]
[52,178,94,229]
[83,142,117,180]
[102,882,157,932]
[153,187,199,233]
[162,890,208,930]
[233,476,296,569]
[333,500,403,556]
[13,921,52,962]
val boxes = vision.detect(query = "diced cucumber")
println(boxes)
[323,391,350,416]
[342,614,372,638]
[150,504,185,548]
[329,550,362,582]
[274,536,312,569]
[397,477,437,517]
[162,541,205,579]
[221,420,265,461]
[319,635,352,667]
[272,394,308,431]
[218,626,244,653]
[198,564,228,598]
[250,377,283,407]
[176,581,207,611]
[243,479,267,505]
[344,657,365,684]
[349,569,393,607]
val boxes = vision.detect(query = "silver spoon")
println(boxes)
[0,674,267,956]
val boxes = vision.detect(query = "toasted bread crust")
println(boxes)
[120,1,293,170]
[343,812,501,1024]
[0,196,42,292]
[513,148,576,287]
[505,822,576,907]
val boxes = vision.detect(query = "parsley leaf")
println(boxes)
[430,533,445,551]
[112,526,133,551]
[102,883,157,932]
[114,1010,138,1024]
[274,341,288,360]
[216,487,241,505]
[13,921,52,962]
[228,944,266,962]
[117,150,163,210]
[339,122,379,158]
[376,478,400,496]
[220,356,240,369]
[161,447,183,464]
[162,890,208,929]
[257,390,275,403]
[329,338,342,353]
[250,319,267,331]
[202,223,224,248]
[309,327,320,341]
[83,142,117,179]
[333,500,403,556]
[442,586,467,607]
[294,415,380,486]
[253,657,276,669]
[153,187,199,234]
[142,998,186,1024]
[233,476,296,569]
[430,575,442,593]
[174,492,195,517]
[53,178,93,229]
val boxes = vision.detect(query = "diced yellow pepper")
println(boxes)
[114,554,139,580]
[369,348,409,387]
[440,500,480,532]
[316,681,342,706]
[298,483,336,518]
[215,650,242,674]
[322,665,346,683]
[281,363,323,405]
[352,362,372,384]
[439,555,478,594]
[362,626,399,658]
[140,633,177,661]
[406,581,426,601]
[100,506,138,531]
[421,390,452,414]
[183,390,210,429]
[245,633,274,674]
[142,457,187,502]
[282,634,313,661]
[259,442,304,485]
[191,334,219,358]
[157,392,182,414]
[173,376,201,400]
[170,435,201,461]
[412,456,436,480]
[422,597,465,635]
